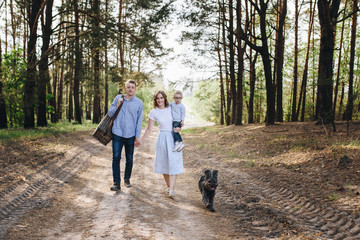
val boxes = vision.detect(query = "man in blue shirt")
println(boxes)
[107,79,143,191]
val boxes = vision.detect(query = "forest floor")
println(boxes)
[1,120,360,239]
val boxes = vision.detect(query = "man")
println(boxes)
[107,79,143,191]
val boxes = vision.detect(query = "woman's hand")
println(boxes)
[173,127,181,133]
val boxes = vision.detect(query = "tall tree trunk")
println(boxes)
[104,0,109,115]
[248,2,256,124]
[0,40,7,129]
[275,0,286,122]
[68,64,74,122]
[333,0,348,118]
[316,0,340,124]
[342,0,357,121]
[0,82,7,129]
[222,0,231,125]
[235,0,245,125]
[23,14,28,59]
[10,0,17,49]
[248,51,258,124]
[51,65,57,123]
[38,0,54,127]
[24,0,41,128]
[74,0,82,124]
[229,0,236,124]
[92,0,101,124]
[291,0,299,121]
[119,0,125,75]
[217,0,225,125]
[57,10,66,122]
[298,0,316,122]
[5,0,8,53]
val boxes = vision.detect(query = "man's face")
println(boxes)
[125,83,136,97]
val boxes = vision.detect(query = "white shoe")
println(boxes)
[177,142,185,152]
[173,142,180,152]
[166,187,170,193]
[169,190,176,198]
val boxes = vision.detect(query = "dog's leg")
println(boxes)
[207,191,215,212]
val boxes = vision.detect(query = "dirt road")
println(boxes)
[1,121,360,239]
[1,129,238,240]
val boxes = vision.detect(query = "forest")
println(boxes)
[0,0,359,129]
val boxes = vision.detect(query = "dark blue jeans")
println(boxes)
[112,134,135,184]
[172,121,182,143]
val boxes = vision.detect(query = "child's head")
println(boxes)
[173,90,183,104]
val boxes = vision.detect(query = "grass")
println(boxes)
[0,120,97,144]
[328,193,339,201]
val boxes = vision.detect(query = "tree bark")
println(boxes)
[298,0,316,122]
[221,0,231,125]
[104,0,109,115]
[342,0,357,121]
[0,40,7,128]
[74,0,82,124]
[333,0,348,118]
[92,0,101,124]
[291,0,299,121]
[38,0,54,127]
[274,0,286,122]
[229,0,236,124]
[235,0,245,125]
[316,0,340,124]
[10,0,17,49]
[217,0,225,125]
[24,0,41,128]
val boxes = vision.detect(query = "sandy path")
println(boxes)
[5,128,237,239]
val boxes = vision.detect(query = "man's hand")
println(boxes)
[135,137,141,147]
[117,97,124,108]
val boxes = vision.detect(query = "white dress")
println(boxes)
[149,107,184,175]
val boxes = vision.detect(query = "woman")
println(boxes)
[140,90,184,198]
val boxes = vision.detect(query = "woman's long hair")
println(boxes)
[153,90,169,108]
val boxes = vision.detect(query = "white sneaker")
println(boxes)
[169,190,176,198]
[177,142,185,152]
[166,187,170,193]
[173,142,180,152]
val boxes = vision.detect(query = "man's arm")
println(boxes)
[134,103,143,141]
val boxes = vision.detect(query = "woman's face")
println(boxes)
[156,93,165,108]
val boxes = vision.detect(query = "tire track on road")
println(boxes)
[216,166,360,239]
[0,142,93,239]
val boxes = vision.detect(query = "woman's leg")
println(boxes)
[169,175,177,191]
[163,174,170,187]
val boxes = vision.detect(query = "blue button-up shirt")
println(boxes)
[108,94,143,138]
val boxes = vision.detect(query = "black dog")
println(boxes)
[198,169,218,212]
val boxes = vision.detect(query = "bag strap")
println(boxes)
[113,95,125,119]
[107,95,125,131]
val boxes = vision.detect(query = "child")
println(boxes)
[170,90,186,152]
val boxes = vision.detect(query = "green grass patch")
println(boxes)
[290,137,319,150]
[0,120,97,144]
[328,193,339,201]
[182,126,215,134]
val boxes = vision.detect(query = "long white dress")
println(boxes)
[149,107,184,175]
